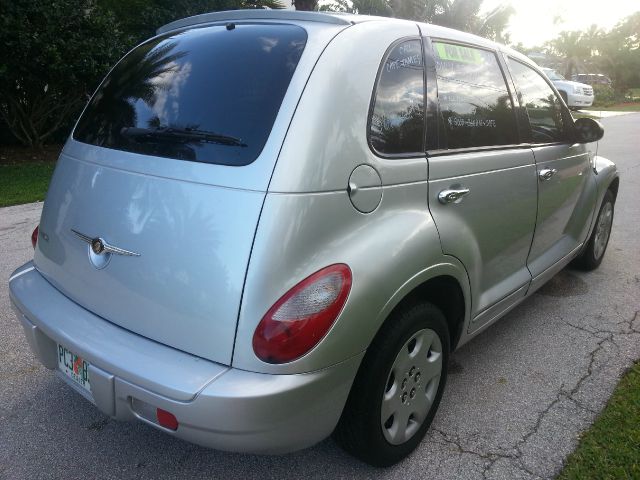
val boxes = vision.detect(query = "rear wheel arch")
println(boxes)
[334,275,465,465]
[608,176,620,200]
[378,275,466,352]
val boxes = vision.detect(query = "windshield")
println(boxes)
[543,69,565,81]
[73,23,307,166]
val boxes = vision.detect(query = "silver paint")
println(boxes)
[9,10,619,455]
[381,328,443,445]
[348,164,383,213]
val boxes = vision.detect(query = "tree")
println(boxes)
[320,0,514,42]
[0,0,285,147]
[582,24,604,58]
[0,0,128,147]
[294,0,318,10]
[320,0,391,15]
[546,31,591,78]
[100,0,284,45]
[595,12,640,92]
[542,12,640,92]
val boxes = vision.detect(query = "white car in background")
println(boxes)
[541,68,594,110]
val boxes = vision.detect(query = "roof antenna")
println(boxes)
[226,23,235,31]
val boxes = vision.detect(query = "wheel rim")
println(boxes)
[380,328,443,445]
[593,201,613,260]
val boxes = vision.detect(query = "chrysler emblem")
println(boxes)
[71,229,140,257]
[91,238,105,255]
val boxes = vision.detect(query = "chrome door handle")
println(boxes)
[538,168,558,181]
[438,188,470,204]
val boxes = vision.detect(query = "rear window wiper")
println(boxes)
[121,127,247,147]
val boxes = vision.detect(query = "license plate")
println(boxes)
[57,344,91,393]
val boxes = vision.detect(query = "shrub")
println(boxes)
[592,84,620,107]
[0,0,284,148]
[0,0,130,148]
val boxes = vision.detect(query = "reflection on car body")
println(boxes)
[9,10,619,467]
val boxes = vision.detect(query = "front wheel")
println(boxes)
[572,189,615,270]
[334,302,450,467]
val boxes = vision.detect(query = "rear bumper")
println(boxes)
[9,262,362,454]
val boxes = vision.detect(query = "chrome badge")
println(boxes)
[71,229,140,269]
[91,238,105,255]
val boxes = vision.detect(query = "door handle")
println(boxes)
[538,168,558,181]
[438,188,470,204]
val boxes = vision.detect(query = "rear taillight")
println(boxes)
[31,225,39,249]
[252,264,352,364]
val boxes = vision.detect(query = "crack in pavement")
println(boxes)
[429,310,640,479]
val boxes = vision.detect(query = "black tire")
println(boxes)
[571,189,615,271]
[333,302,450,467]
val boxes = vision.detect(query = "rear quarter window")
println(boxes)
[368,38,426,156]
[73,23,307,166]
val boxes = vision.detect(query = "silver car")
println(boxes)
[9,10,618,466]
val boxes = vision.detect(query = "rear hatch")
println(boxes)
[33,22,315,365]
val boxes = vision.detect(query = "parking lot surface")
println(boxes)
[1,114,639,479]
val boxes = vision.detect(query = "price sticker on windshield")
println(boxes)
[434,43,483,65]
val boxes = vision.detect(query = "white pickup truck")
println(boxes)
[542,67,594,110]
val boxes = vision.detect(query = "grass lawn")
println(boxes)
[587,102,640,112]
[572,112,600,120]
[0,162,56,207]
[558,361,640,479]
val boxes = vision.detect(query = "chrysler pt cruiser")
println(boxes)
[9,10,618,466]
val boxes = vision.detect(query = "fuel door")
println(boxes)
[348,164,382,213]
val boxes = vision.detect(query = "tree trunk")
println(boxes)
[294,0,317,11]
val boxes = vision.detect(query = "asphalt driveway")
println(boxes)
[1,114,639,479]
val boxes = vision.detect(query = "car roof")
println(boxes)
[156,10,537,68]
[158,10,366,35]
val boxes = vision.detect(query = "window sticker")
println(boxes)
[386,41,423,72]
[386,53,422,72]
[434,43,482,65]
[447,116,497,128]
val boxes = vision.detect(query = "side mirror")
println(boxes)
[574,117,604,143]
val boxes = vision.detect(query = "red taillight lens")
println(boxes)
[253,264,352,364]
[156,408,179,430]
[31,225,39,249]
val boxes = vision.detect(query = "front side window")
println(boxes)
[433,42,517,149]
[74,24,307,166]
[369,39,425,155]
[508,59,568,144]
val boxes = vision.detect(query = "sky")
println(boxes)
[481,0,639,47]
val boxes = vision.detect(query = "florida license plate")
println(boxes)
[57,344,91,393]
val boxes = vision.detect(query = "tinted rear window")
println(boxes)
[73,24,307,166]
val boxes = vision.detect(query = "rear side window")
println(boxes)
[508,59,568,144]
[73,24,307,166]
[369,39,425,156]
[433,42,517,149]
